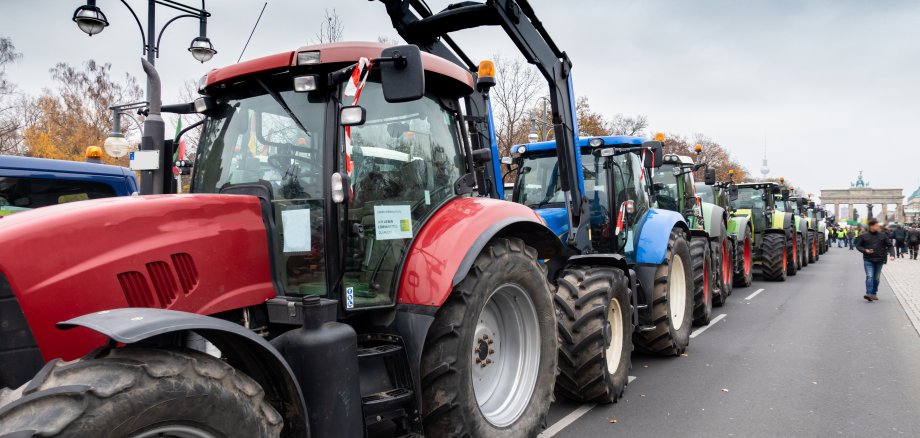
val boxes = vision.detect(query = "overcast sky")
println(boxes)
[3,0,919,207]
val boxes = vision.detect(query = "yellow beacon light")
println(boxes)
[85,146,103,159]
[477,60,496,90]
[654,132,665,141]
[694,143,702,154]
[728,169,735,176]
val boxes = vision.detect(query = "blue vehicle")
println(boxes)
[506,134,693,401]
[0,155,138,217]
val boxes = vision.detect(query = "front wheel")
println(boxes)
[691,237,713,326]
[786,233,800,276]
[0,347,283,437]
[809,231,819,262]
[420,237,556,437]
[555,267,633,404]
[634,228,693,356]
[733,226,754,288]
[762,233,788,282]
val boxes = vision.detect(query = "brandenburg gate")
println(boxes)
[820,172,904,223]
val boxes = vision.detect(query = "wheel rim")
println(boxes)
[605,298,624,373]
[744,238,752,276]
[668,255,687,331]
[722,241,730,285]
[471,283,540,427]
[131,425,217,438]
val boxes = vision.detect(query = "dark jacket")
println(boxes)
[893,227,908,241]
[856,230,895,263]
[908,229,920,245]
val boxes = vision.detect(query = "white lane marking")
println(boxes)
[539,376,637,437]
[744,288,765,300]
[690,313,727,338]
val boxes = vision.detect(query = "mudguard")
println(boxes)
[635,208,688,265]
[701,203,726,238]
[727,215,751,240]
[58,308,309,438]
[397,197,564,307]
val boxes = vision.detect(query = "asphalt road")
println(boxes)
[542,246,920,437]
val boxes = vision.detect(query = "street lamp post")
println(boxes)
[73,0,216,194]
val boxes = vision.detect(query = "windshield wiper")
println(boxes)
[255,78,311,138]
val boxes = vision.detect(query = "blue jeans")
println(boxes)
[838,238,844,248]
[849,237,855,249]
[863,260,884,295]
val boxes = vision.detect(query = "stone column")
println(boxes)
[896,203,903,223]
[834,203,840,221]
[848,203,854,220]
[881,203,888,223]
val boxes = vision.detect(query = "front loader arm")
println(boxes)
[377,0,589,253]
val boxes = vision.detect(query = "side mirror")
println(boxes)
[380,45,425,103]
[642,140,664,168]
[340,105,366,126]
[729,185,739,201]
[704,168,716,185]
[808,201,816,209]
[782,189,790,197]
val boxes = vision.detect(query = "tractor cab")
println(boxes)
[735,182,783,233]
[509,135,657,260]
[190,42,474,309]
[654,154,711,229]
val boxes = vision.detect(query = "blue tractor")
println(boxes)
[505,134,694,402]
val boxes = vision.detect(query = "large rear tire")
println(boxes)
[712,225,732,306]
[634,228,693,356]
[420,237,556,437]
[691,237,713,326]
[555,267,633,404]
[799,231,812,268]
[786,233,800,276]
[0,347,283,437]
[809,231,819,262]
[733,226,754,288]
[761,233,788,282]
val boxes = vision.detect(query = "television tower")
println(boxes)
[759,140,769,179]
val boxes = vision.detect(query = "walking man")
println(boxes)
[837,228,846,248]
[847,228,856,250]
[893,225,908,258]
[908,226,920,260]
[855,218,895,302]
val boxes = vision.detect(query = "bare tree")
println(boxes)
[609,113,648,136]
[376,35,400,45]
[0,36,24,155]
[491,55,542,156]
[171,79,204,159]
[314,9,344,44]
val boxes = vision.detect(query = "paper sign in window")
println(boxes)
[282,208,311,252]
[374,205,413,240]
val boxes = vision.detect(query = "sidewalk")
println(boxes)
[883,257,920,337]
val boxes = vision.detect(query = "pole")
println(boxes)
[137,0,158,194]
[141,58,165,195]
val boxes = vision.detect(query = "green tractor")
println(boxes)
[808,201,829,254]
[782,194,819,267]
[696,170,754,292]
[653,153,725,325]
[734,182,797,281]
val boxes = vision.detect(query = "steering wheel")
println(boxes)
[267,154,321,177]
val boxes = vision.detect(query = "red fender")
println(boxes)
[397,197,548,307]
[0,194,275,361]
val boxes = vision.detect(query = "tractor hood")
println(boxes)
[0,194,276,362]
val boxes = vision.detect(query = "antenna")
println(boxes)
[238,2,269,63]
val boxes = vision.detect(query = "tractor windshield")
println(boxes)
[696,183,715,204]
[736,187,765,210]
[193,86,329,296]
[515,152,607,209]
[654,164,682,211]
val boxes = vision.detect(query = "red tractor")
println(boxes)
[0,38,568,437]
